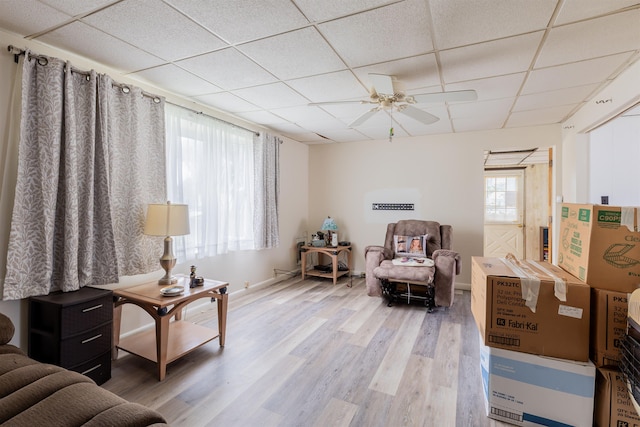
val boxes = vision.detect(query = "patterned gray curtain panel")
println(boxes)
[3,52,165,300]
[253,132,280,250]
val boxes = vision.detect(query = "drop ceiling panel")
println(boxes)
[523,53,634,94]
[536,10,640,68]
[514,84,599,112]
[445,73,526,101]
[286,71,368,103]
[440,32,544,83]
[177,48,278,90]
[507,104,576,127]
[235,110,290,125]
[39,0,121,15]
[195,92,259,113]
[233,83,310,110]
[554,0,640,25]
[237,27,346,80]
[167,0,309,44]
[132,64,221,96]
[36,21,165,72]
[317,0,433,68]
[430,0,557,49]
[270,105,337,124]
[449,98,514,120]
[353,55,441,92]
[0,0,71,36]
[454,115,508,133]
[293,0,397,23]
[82,0,227,62]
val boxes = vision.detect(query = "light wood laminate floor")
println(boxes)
[103,275,510,427]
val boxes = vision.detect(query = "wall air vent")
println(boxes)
[372,203,414,211]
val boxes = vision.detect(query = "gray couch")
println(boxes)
[0,312,168,426]
[364,219,461,309]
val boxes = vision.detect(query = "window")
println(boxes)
[484,171,523,223]
[165,104,256,260]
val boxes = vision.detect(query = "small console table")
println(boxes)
[112,276,228,381]
[300,244,352,285]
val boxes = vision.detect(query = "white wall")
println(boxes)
[589,114,640,205]
[0,30,309,349]
[307,125,562,287]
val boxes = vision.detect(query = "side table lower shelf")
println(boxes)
[117,320,218,364]
[304,268,350,282]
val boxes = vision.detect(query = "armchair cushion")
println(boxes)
[374,261,435,283]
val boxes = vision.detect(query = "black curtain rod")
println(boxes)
[9,45,163,103]
[8,45,261,136]
[166,101,260,137]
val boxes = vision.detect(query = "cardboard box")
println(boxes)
[594,367,640,426]
[480,341,595,426]
[591,288,630,367]
[558,203,640,293]
[471,256,591,361]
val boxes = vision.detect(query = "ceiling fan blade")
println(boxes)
[308,100,367,106]
[398,105,439,125]
[348,108,379,127]
[369,73,395,95]
[412,90,478,103]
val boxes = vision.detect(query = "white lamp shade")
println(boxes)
[144,203,190,236]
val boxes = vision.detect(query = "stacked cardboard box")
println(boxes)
[557,203,640,294]
[557,203,640,426]
[471,256,595,426]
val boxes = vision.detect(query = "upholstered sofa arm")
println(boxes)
[432,249,461,308]
[0,312,15,345]
[364,245,392,296]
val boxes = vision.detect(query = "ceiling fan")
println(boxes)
[309,73,477,128]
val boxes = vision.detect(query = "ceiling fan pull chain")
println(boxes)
[389,109,394,142]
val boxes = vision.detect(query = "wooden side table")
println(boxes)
[112,276,228,381]
[300,244,352,285]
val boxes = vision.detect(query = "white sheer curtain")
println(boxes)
[165,103,256,260]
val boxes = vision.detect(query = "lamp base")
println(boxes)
[158,275,178,286]
[158,243,177,285]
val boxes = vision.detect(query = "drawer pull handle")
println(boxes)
[82,364,102,375]
[81,334,102,344]
[82,304,103,313]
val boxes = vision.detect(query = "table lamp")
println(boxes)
[144,201,190,285]
[321,216,338,247]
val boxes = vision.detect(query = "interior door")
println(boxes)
[484,169,525,258]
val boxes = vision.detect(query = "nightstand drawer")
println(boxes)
[72,351,111,386]
[61,294,112,338]
[61,323,112,367]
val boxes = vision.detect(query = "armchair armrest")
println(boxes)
[431,249,461,308]
[364,245,393,297]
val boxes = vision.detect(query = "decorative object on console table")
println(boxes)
[321,216,338,247]
[28,287,113,385]
[144,201,190,285]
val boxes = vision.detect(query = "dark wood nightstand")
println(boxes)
[28,287,113,385]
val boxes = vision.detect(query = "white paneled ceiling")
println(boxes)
[1,0,639,144]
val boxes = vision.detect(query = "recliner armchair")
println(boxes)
[364,220,461,311]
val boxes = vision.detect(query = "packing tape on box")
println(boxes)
[621,206,638,232]
[528,260,567,302]
[502,254,541,313]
